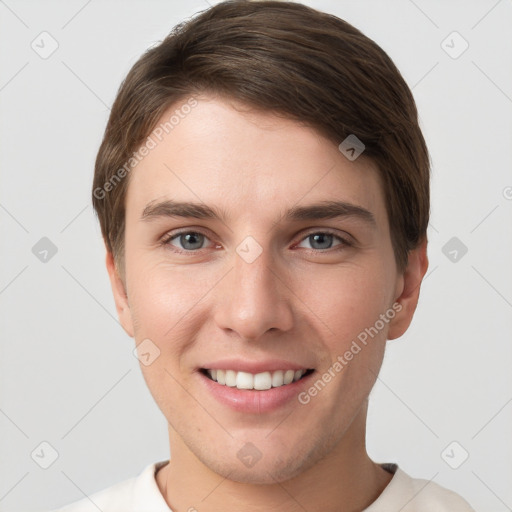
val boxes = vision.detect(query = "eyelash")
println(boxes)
[159,229,353,254]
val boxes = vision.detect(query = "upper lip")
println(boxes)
[199,358,314,374]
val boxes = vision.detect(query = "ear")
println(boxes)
[387,239,429,340]
[105,250,135,338]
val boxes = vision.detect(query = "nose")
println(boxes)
[213,245,294,340]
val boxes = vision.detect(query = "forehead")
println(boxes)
[125,96,386,225]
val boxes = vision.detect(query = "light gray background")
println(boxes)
[1,1,511,511]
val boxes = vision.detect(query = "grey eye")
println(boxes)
[309,233,334,250]
[297,233,340,250]
[172,232,206,250]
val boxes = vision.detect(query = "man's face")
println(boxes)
[112,96,409,483]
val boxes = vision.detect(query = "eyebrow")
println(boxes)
[141,200,226,222]
[140,199,376,227]
[285,200,376,226]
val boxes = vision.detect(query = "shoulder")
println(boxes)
[47,461,170,512]
[365,464,476,512]
[403,469,476,511]
[48,475,137,512]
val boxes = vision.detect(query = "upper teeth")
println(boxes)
[206,369,307,390]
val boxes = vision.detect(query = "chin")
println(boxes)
[196,436,331,485]
[208,458,306,485]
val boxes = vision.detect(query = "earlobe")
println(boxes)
[105,251,135,338]
[387,239,429,340]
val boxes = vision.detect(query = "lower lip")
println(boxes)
[198,370,315,413]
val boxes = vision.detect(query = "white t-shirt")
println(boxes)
[49,460,476,512]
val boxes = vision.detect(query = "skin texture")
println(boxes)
[106,95,428,512]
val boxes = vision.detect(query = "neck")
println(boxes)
[156,406,392,512]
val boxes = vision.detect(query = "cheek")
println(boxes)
[296,265,393,414]
[126,259,210,414]
[126,254,209,342]
[302,262,393,350]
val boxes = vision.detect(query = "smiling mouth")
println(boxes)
[200,368,315,390]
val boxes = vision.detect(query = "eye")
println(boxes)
[163,231,214,251]
[296,231,350,251]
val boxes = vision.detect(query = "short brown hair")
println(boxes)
[92,0,430,274]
